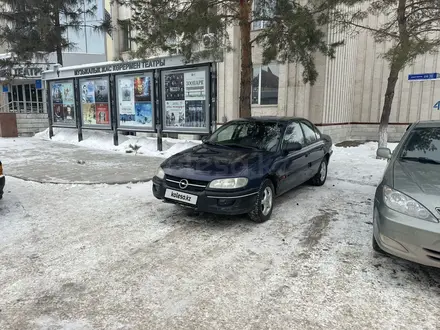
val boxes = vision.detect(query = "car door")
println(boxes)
[299,120,325,179]
[277,121,309,194]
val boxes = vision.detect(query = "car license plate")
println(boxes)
[165,189,198,205]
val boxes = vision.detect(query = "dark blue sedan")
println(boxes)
[152,117,333,222]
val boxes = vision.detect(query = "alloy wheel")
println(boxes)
[261,186,273,216]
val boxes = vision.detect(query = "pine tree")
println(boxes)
[0,0,111,75]
[333,0,440,148]
[116,0,342,118]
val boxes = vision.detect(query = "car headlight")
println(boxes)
[383,186,437,222]
[208,178,248,189]
[155,167,165,180]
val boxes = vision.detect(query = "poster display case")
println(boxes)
[116,73,154,131]
[162,67,210,133]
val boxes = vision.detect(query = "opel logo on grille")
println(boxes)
[179,179,189,189]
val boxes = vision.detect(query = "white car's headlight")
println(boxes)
[209,178,248,189]
[383,186,437,222]
[155,167,165,180]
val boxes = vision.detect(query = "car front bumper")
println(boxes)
[0,175,5,198]
[152,177,259,215]
[374,201,440,268]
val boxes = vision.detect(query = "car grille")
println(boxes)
[423,248,440,263]
[165,175,209,192]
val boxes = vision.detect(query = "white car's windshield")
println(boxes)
[400,127,440,164]
[208,121,283,152]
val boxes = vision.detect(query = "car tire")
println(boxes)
[249,179,275,223]
[310,158,328,186]
[372,234,384,254]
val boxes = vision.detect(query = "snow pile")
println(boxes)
[329,142,398,186]
[35,128,201,158]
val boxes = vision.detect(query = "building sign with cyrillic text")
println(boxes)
[74,59,166,76]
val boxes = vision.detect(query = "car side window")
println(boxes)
[283,122,305,146]
[300,121,318,145]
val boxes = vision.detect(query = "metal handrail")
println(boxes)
[0,102,14,113]
[0,101,46,114]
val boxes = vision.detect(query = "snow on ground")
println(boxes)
[329,142,398,186]
[2,138,439,329]
[35,128,201,158]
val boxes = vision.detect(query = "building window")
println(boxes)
[120,20,132,52]
[252,0,275,30]
[252,64,279,105]
[7,83,44,113]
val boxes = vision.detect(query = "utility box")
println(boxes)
[0,113,19,137]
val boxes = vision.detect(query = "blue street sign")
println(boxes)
[2,85,8,93]
[35,79,42,89]
[434,101,440,110]
[408,73,438,80]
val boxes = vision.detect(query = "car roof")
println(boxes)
[413,120,440,128]
[231,116,308,123]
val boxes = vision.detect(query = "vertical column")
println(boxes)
[155,70,163,151]
[110,74,119,146]
[74,78,83,142]
[210,64,217,133]
[46,81,54,139]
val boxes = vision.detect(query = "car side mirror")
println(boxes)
[201,135,210,143]
[284,142,302,153]
[377,147,392,159]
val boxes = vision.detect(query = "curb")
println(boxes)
[6,175,153,185]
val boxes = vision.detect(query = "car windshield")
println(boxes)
[208,121,282,152]
[400,127,440,164]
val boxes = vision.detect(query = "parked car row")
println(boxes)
[152,117,440,269]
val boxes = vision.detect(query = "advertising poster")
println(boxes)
[52,81,75,125]
[83,103,96,125]
[134,76,151,102]
[53,103,63,122]
[135,102,152,125]
[96,103,110,124]
[81,78,110,126]
[185,100,206,128]
[184,71,206,100]
[165,100,185,127]
[52,83,63,104]
[81,81,96,103]
[63,104,75,121]
[94,80,109,103]
[117,75,154,129]
[164,73,184,100]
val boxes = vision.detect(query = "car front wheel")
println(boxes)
[249,179,274,223]
[311,158,328,186]
[372,234,384,254]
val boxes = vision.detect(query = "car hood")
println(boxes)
[161,144,268,181]
[393,160,440,218]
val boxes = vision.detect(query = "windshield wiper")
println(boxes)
[222,143,259,150]
[204,140,218,146]
[401,156,440,164]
